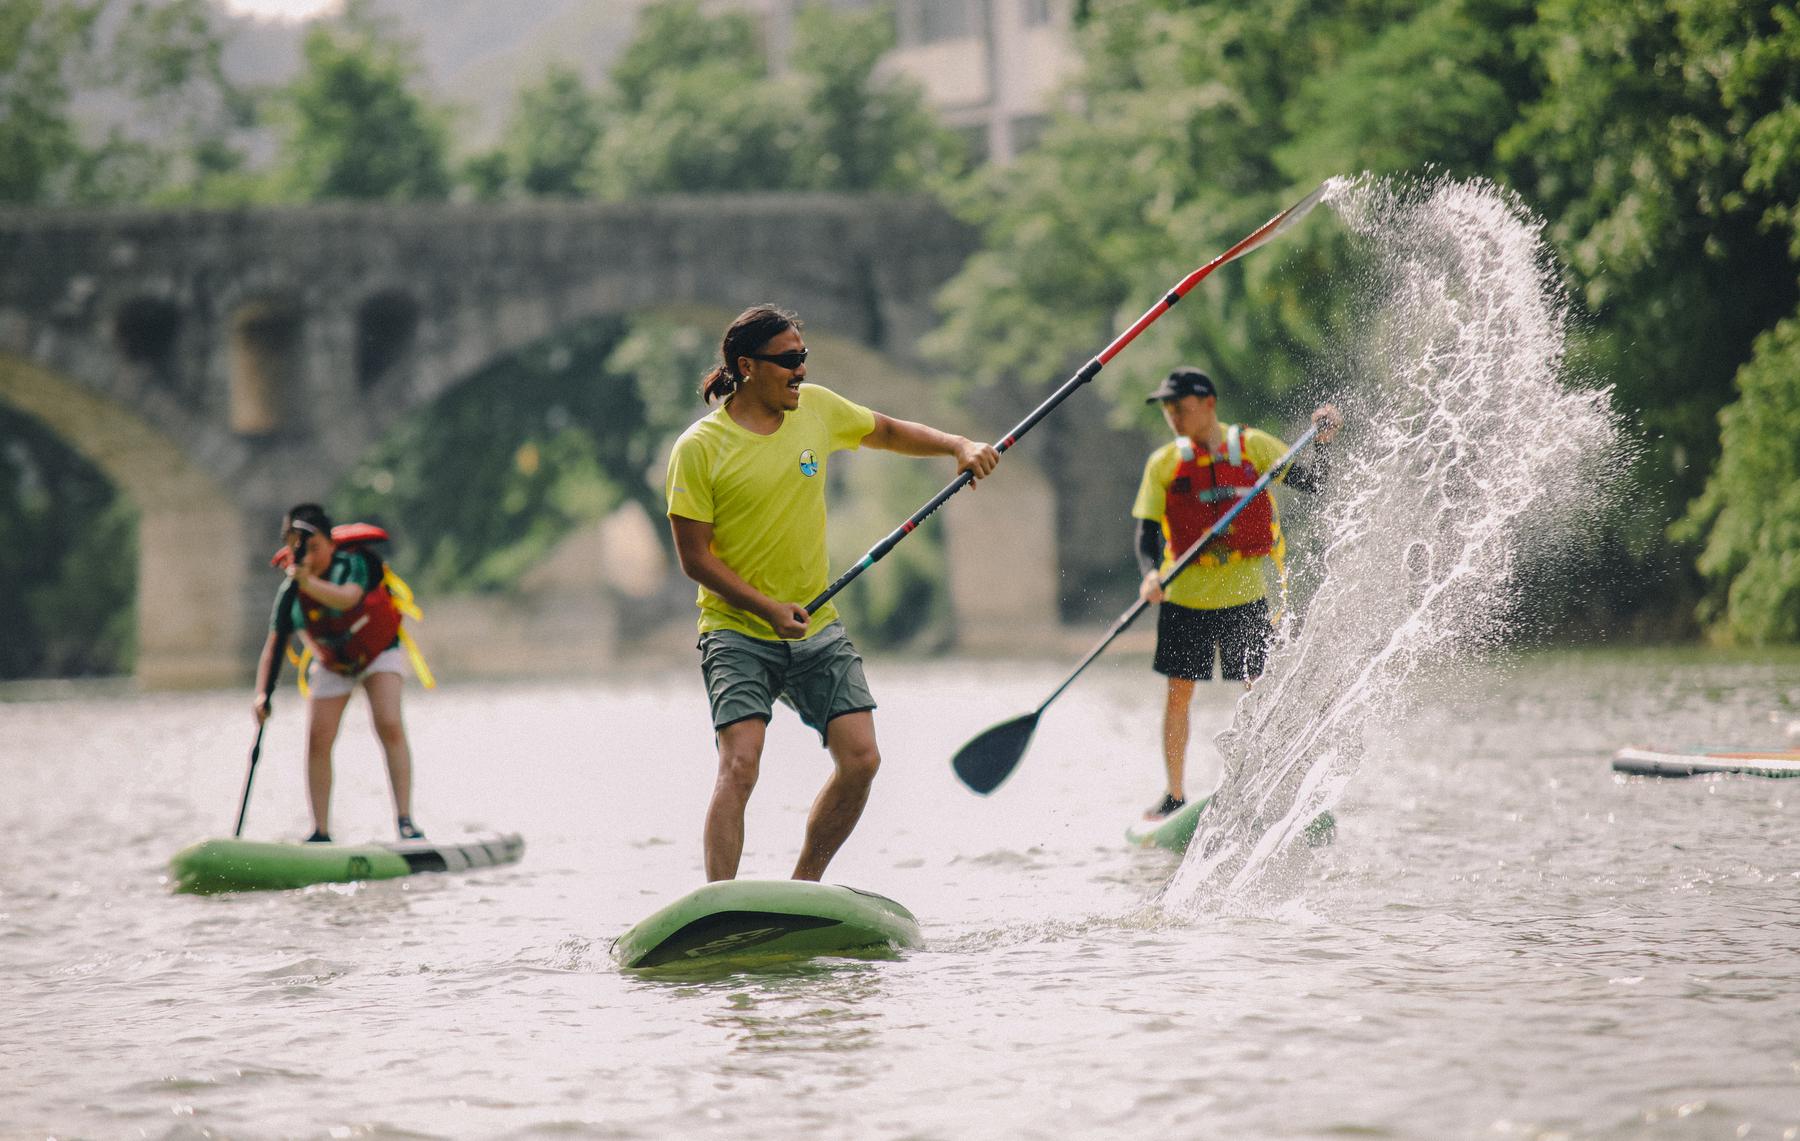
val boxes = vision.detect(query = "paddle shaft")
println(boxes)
[803,183,1333,615]
[1034,423,1323,714]
[235,576,298,837]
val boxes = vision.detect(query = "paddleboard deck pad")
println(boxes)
[1126,795,1336,853]
[612,880,922,970]
[1613,746,1800,779]
[169,832,524,894]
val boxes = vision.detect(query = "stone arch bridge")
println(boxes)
[0,195,1063,686]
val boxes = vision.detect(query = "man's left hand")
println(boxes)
[956,438,1001,481]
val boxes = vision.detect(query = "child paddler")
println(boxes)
[1132,367,1341,822]
[666,305,1000,882]
[252,504,431,843]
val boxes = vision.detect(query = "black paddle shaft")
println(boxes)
[235,575,299,837]
[804,182,1335,616]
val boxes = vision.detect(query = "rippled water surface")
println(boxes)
[3,650,1797,1140]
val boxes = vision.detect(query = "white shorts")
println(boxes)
[307,645,409,700]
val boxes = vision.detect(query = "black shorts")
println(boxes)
[1153,599,1272,682]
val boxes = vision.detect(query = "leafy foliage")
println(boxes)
[0,0,249,205]
[0,405,136,678]
[0,0,94,204]
[276,6,450,201]
[333,319,648,595]
[1675,315,1800,644]
[473,0,962,200]
[929,0,1800,640]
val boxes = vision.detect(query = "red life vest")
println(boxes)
[301,571,402,675]
[272,526,403,675]
[1162,426,1278,566]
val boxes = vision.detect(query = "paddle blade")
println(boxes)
[951,712,1041,795]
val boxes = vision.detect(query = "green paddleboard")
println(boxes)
[1126,795,1335,853]
[168,832,524,894]
[612,880,922,970]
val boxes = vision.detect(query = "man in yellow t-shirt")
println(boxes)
[1131,366,1340,821]
[666,304,1000,882]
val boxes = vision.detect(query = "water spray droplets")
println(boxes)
[1164,175,1626,915]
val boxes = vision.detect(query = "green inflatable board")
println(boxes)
[1126,795,1335,853]
[168,832,524,894]
[613,880,922,970]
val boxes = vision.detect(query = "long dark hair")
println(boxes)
[700,305,801,404]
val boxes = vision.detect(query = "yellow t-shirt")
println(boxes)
[1130,426,1289,611]
[665,383,877,640]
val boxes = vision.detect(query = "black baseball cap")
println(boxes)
[1145,367,1217,403]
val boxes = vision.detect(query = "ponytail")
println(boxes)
[701,304,802,404]
[700,364,738,404]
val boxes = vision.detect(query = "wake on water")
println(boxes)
[1163,175,1628,916]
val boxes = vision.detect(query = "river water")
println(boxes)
[8,177,1794,1139]
[2,650,1797,1140]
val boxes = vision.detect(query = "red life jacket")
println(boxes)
[1162,426,1278,566]
[272,525,402,675]
[301,570,402,675]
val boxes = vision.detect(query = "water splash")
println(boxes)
[1164,175,1627,914]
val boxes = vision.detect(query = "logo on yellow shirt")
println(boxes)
[798,449,819,477]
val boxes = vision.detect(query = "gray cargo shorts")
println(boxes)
[697,621,877,744]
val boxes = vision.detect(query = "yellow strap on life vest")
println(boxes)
[383,565,423,622]
[397,626,436,690]
[383,567,436,690]
[288,641,314,699]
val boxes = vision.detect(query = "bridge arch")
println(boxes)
[0,195,1062,683]
[0,353,252,686]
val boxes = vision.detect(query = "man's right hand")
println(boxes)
[252,693,271,724]
[765,602,810,640]
[1138,572,1165,605]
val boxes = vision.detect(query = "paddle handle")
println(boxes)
[1035,423,1323,712]
[803,184,1333,617]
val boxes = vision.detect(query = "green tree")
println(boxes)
[110,0,261,204]
[1498,0,1800,639]
[0,0,246,205]
[0,0,94,204]
[510,64,605,198]
[1675,315,1800,644]
[789,4,962,192]
[1277,0,1528,183]
[589,2,797,197]
[1500,0,1800,498]
[277,9,450,201]
[589,0,959,198]
[929,0,1427,420]
[607,0,758,116]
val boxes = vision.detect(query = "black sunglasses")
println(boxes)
[745,348,807,370]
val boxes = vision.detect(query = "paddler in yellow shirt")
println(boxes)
[1132,366,1340,821]
[665,304,999,882]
